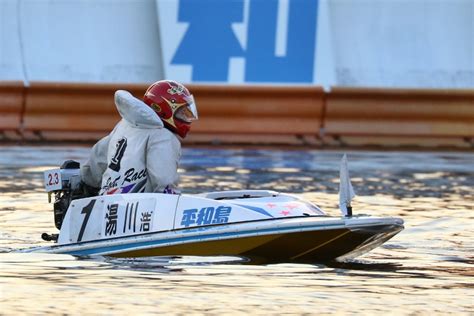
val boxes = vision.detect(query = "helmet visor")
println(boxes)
[176,95,198,123]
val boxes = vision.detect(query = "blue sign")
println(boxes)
[172,0,319,83]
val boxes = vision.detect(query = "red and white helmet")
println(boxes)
[143,80,198,138]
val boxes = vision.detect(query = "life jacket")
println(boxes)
[81,90,181,195]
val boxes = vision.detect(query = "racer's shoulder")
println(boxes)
[148,127,181,146]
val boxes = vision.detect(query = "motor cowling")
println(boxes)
[52,160,81,229]
[45,160,97,231]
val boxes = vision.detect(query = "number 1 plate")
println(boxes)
[44,169,62,192]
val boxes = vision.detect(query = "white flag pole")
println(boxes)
[339,154,356,217]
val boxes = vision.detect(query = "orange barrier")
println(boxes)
[20,82,324,144]
[0,81,25,134]
[186,85,324,145]
[1,81,472,148]
[188,85,324,134]
[22,82,146,140]
[323,87,474,147]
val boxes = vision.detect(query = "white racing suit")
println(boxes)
[80,90,181,195]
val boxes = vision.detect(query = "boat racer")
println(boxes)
[80,80,198,196]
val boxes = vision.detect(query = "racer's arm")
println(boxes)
[146,131,181,193]
[80,135,111,189]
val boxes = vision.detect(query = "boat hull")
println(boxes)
[27,216,404,263]
[113,223,402,263]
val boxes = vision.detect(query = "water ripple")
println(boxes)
[0,146,473,314]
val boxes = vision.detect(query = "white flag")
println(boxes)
[339,154,356,216]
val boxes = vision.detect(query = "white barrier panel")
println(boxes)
[0,0,25,81]
[0,0,472,87]
[0,0,163,83]
[157,0,473,88]
[327,0,474,88]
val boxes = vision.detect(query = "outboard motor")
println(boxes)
[52,160,82,229]
[43,160,95,241]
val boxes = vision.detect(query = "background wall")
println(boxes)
[0,0,163,84]
[1,0,472,88]
[327,0,474,88]
[158,0,473,88]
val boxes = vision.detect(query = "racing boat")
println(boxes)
[26,157,404,263]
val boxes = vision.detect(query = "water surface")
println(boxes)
[0,146,473,314]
